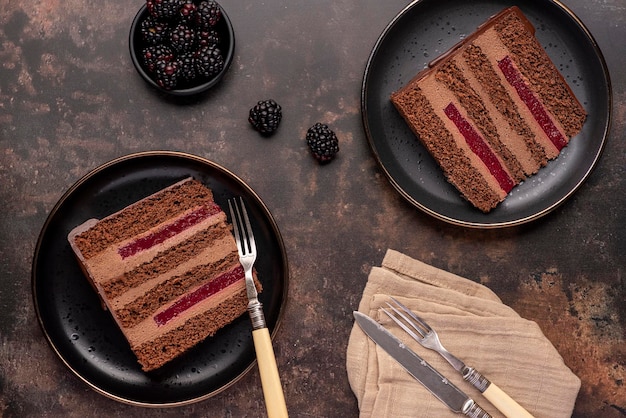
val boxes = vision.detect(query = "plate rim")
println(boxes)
[31,150,289,407]
[361,0,612,228]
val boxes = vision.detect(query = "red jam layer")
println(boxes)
[444,103,515,193]
[154,265,245,326]
[498,55,567,150]
[118,204,221,259]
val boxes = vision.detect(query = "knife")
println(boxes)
[382,297,534,418]
[354,311,492,418]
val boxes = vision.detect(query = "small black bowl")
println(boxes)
[129,2,235,97]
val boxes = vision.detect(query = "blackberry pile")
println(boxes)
[139,0,225,90]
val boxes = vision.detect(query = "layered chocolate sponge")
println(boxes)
[68,178,259,371]
[391,6,586,212]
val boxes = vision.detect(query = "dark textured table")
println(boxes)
[1,0,624,417]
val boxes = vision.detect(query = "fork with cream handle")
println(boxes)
[382,297,534,418]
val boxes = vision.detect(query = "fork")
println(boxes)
[382,297,534,418]
[229,197,289,418]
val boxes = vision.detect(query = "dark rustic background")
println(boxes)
[1,0,624,417]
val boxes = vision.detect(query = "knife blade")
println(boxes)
[354,311,492,418]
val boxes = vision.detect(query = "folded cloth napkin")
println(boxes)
[346,249,580,418]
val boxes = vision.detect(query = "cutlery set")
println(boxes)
[231,196,532,418]
[354,298,535,418]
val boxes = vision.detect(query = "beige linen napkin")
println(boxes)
[347,249,580,418]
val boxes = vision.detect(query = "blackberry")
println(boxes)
[154,59,180,89]
[249,99,282,135]
[195,44,224,78]
[170,23,196,53]
[140,15,170,45]
[142,44,174,72]
[306,123,339,163]
[178,52,197,81]
[178,0,197,23]
[197,29,220,48]
[196,0,221,28]
[147,0,181,21]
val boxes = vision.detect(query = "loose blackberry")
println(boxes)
[140,15,170,45]
[196,0,221,28]
[170,23,196,53]
[142,44,174,72]
[147,0,181,21]
[248,99,282,135]
[306,123,339,163]
[197,29,220,48]
[195,44,224,78]
[178,52,197,81]
[154,59,180,89]
[178,0,197,23]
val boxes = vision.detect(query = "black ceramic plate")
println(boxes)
[32,151,289,406]
[362,0,611,228]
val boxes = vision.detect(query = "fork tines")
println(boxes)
[228,197,256,257]
[381,297,431,341]
[228,197,264,329]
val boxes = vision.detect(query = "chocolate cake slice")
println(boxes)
[391,6,586,212]
[68,177,261,371]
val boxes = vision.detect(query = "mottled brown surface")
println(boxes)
[0,0,624,417]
